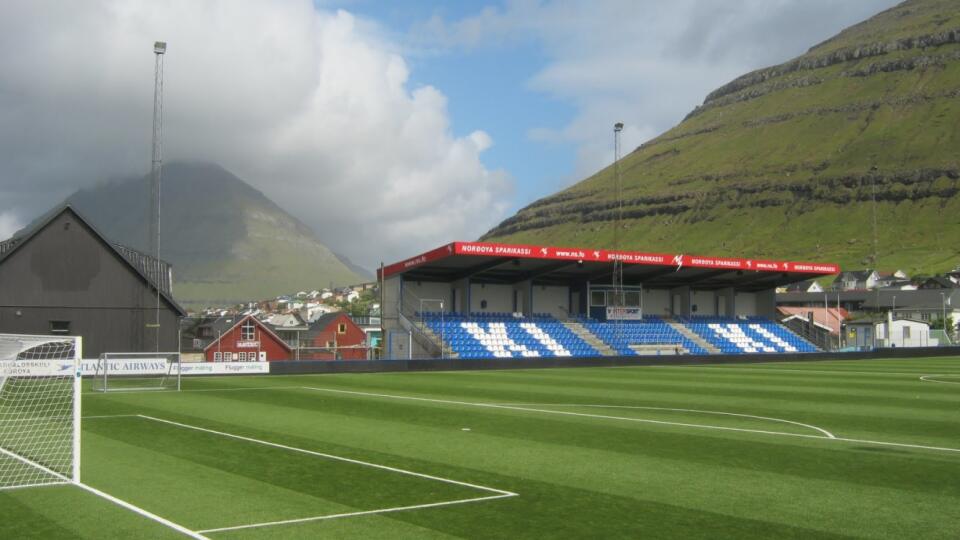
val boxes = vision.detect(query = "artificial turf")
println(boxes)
[2,356,959,538]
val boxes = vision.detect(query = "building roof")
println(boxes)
[784,279,820,292]
[380,241,839,291]
[0,204,186,316]
[778,306,848,335]
[200,314,292,352]
[921,276,959,289]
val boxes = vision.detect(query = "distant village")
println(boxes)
[777,266,960,351]
[181,282,382,363]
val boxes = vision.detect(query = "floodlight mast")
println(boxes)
[149,41,166,351]
[613,122,624,345]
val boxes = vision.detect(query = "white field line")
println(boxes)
[493,403,835,438]
[304,387,838,441]
[920,374,960,385]
[75,482,208,540]
[0,446,72,484]
[303,387,960,455]
[198,493,514,534]
[0,480,70,492]
[134,414,516,533]
[82,414,141,419]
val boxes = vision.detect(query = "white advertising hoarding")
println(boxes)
[78,360,270,376]
[0,360,76,377]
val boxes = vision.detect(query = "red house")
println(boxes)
[302,312,368,360]
[203,315,292,362]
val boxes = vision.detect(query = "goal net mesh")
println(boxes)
[0,334,80,489]
[92,352,181,392]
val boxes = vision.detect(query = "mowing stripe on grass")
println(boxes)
[75,482,207,540]
[136,415,515,497]
[126,414,517,533]
[2,443,205,538]
[303,387,960,455]
[647,366,944,377]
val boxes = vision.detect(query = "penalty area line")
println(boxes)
[131,414,516,533]
[75,482,208,540]
[197,493,516,534]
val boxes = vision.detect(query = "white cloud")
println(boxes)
[0,0,511,268]
[0,211,22,240]
[413,0,901,179]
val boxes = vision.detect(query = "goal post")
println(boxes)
[92,352,181,392]
[0,333,82,490]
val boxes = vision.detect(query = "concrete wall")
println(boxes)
[532,285,569,319]
[470,283,513,313]
[690,290,717,316]
[734,292,757,316]
[643,288,671,317]
[382,275,401,334]
[403,280,452,313]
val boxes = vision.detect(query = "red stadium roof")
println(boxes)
[379,241,839,291]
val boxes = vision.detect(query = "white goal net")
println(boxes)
[0,334,81,490]
[91,352,181,392]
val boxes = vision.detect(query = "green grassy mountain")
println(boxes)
[483,0,960,275]
[66,162,362,308]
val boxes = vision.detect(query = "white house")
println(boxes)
[875,318,938,348]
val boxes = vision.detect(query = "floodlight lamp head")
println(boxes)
[154,41,167,54]
[614,122,624,132]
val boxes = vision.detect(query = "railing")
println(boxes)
[398,312,445,358]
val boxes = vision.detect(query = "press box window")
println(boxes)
[49,320,71,334]
[590,291,606,306]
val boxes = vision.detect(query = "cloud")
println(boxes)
[0,211,22,240]
[412,0,901,178]
[0,0,511,268]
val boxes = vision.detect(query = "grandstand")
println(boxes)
[379,241,838,359]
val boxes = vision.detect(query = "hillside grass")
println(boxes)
[486,1,960,274]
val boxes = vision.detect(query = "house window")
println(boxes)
[338,323,347,334]
[213,352,222,361]
[241,321,255,341]
[326,341,335,348]
[921,312,931,321]
[49,320,71,334]
[238,352,246,362]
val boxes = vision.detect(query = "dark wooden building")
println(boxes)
[0,205,186,357]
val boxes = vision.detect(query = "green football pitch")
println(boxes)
[3,357,960,539]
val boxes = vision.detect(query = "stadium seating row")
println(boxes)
[422,313,817,359]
